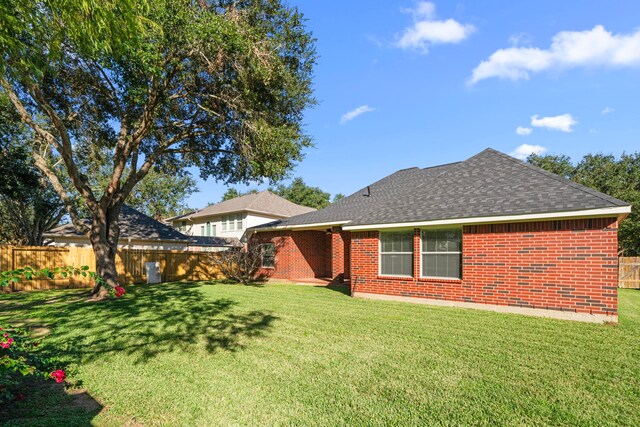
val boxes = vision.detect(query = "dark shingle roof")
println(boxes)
[250,148,630,230]
[46,205,190,242]
[188,236,242,247]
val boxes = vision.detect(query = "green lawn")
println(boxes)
[1,283,639,426]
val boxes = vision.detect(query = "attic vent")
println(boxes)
[363,186,371,197]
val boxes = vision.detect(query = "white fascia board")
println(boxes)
[342,206,632,231]
[250,220,350,232]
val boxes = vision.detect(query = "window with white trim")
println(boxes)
[380,231,413,276]
[236,214,243,230]
[421,228,462,279]
[260,243,275,268]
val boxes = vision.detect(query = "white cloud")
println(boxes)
[340,105,375,125]
[509,144,547,160]
[470,25,640,84]
[396,2,475,53]
[601,106,615,114]
[515,126,533,136]
[508,32,532,46]
[531,114,577,132]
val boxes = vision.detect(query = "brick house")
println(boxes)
[247,149,631,323]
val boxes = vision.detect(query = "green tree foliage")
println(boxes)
[528,152,640,255]
[270,177,330,209]
[0,94,65,245]
[332,193,345,202]
[0,0,316,295]
[220,188,258,202]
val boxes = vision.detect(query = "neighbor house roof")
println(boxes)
[188,236,242,248]
[250,148,631,231]
[45,205,190,242]
[170,190,315,221]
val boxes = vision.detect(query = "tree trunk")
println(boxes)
[89,203,122,298]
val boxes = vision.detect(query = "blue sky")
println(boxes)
[187,0,640,208]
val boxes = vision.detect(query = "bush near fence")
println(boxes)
[0,246,221,291]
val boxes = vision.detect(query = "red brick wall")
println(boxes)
[331,227,351,282]
[251,230,331,279]
[351,218,619,315]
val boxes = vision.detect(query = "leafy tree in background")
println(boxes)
[332,193,345,202]
[1,0,316,296]
[0,93,65,245]
[528,152,640,255]
[220,188,258,202]
[270,177,331,209]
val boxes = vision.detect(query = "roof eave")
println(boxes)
[342,206,632,231]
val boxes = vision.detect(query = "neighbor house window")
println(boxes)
[181,221,187,232]
[206,222,211,236]
[200,225,205,236]
[380,231,413,276]
[421,228,462,279]
[260,243,275,268]
[221,216,227,232]
[236,214,243,230]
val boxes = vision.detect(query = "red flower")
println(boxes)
[0,337,13,349]
[114,286,126,298]
[50,370,66,383]
[15,393,25,401]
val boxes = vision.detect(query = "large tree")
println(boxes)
[528,152,640,255]
[1,0,316,296]
[0,144,66,245]
[0,93,65,245]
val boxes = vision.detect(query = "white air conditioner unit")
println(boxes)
[145,262,162,284]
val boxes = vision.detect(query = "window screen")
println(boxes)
[260,243,275,268]
[380,231,413,276]
[421,229,462,279]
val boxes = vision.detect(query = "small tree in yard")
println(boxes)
[208,247,263,284]
[0,0,316,296]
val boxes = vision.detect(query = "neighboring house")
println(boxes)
[45,205,241,251]
[170,190,315,241]
[248,148,631,323]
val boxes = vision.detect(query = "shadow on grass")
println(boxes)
[317,284,351,296]
[0,381,103,426]
[30,282,278,364]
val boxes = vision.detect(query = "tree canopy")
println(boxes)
[269,177,331,209]
[0,0,317,294]
[528,152,640,255]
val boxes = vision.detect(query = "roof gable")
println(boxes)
[174,190,315,221]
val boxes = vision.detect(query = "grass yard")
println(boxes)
[1,282,639,426]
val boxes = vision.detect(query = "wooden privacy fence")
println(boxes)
[619,256,640,289]
[0,246,222,292]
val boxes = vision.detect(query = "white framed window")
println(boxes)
[206,222,211,236]
[200,225,205,236]
[221,216,227,232]
[236,214,243,230]
[260,243,275,268]
[379,231,413,276]
[421,228,462,279]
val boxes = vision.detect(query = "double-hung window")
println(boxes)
[380,231,413,276]
[260,243,275,268]
[421,228,462,279]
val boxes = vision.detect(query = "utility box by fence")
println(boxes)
[0,246,222,291]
